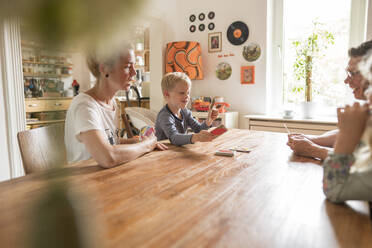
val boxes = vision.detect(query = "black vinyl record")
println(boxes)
[208,22,215,30]
[208,11,215,19]
[227,21,249,45]
[189,25,196,33]
[199,13,205,21]
[199,24,205,32]
[189,14,196,22]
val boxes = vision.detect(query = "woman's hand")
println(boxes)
[334,102,369,154]
[142,134,168,151]
[287,134,329,160]
[191,130,216,143]
[155,142,168,151]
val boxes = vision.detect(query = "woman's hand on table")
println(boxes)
[155,141,168,151]
[287,134,329,160]
[142,135,168,151]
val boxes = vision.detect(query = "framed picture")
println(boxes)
[208,32,222,53]
[241,66,255,84]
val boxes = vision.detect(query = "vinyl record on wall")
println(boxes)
[189,14,196,22]
[189,25,196,33]
[199,24,205,32]
[208,11,215,19]
[227,21,249,45]
[208,23,215,31]
[199,13,205,21]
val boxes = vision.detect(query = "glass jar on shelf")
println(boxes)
[49,56,55,64]
[66,57,72,64]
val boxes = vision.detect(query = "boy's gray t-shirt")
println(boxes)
[155,105,210,146]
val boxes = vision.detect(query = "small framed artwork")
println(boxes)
[208,32,222,53]
[241,66,255,84]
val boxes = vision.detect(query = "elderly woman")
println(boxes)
[65,43,167,168]
[287,39,372,160]
[322,50,372,203]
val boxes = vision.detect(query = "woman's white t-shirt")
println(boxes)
[64,93,120,163]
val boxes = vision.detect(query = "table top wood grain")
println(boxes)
[0,129,371,247]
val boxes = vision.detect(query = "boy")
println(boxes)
[155,72,219,145]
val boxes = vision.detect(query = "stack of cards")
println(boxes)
[215,149,235,157]
[210,124,228,136]
[140,126,155,138]
[229,146,251,153]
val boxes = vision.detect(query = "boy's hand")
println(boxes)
[191,130,216,143]
[334,102,369,154]
[206,106,219,126]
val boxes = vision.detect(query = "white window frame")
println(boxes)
[267,0,369,115]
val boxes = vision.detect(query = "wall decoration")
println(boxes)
[241,66,255,84]
[208,11,215,19]
[165,41,203,80]
[208,32,222,53]
[189,25,196,33]
[217,53,234,58]
[216,62,232,80]
[199,24,205,32]
[242,42,261,62]
[208,23,215,31]
[227,21,249,45]
[189,14,196,22]
[199,13,205,21]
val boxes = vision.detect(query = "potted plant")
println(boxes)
[292,21,334,118]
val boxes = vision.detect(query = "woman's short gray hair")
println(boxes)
[86,42,134,79]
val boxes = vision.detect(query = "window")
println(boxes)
[269,0,368,116]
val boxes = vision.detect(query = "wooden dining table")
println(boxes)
[0,129,371,247]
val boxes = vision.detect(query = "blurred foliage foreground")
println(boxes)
[0,0,147,51]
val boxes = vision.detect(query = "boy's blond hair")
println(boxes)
[161,72,191,95]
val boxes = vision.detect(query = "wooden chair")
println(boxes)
[125,107,158,128]
[17,123,67,174]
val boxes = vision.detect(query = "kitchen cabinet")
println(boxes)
[25,97,72,129]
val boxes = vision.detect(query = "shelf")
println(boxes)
[21,40,79,52]
[22,60,73,67]
[23,73,71,78]
[25,97,73,100]
[26,119,65,125]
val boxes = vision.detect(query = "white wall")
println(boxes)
[368,0,372,39]
[144,0,179,111]
[146,0,268,128]
[72,53,91,92]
